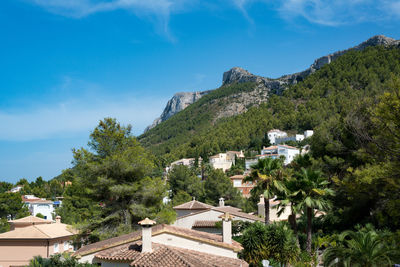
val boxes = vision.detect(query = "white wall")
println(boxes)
[152,233,237,258]
[174,209,257,229]
[31,203,54,220]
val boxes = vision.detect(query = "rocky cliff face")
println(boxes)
[145,35,399,132]
[145,91,211,132]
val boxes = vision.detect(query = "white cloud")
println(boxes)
[25,0,191,40]
[231,0,400,26]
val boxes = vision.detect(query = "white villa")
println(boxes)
[259,144,300,165]
[173,198,264,234]
[267,129,288,144]
[22,195,54,220]
[209,151,244,172]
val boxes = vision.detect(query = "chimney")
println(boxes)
[138,218,156,253]
[257,195,265,218]
[219,212,234,244]
[55,216,61,224]
[219,197,225,207]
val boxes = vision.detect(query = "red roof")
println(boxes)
[95,242,248,267]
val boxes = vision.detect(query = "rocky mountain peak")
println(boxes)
[144,90,211,132]
[222,67,261,86]
[359,35,397,47]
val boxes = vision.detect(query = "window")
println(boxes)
[233,180,242,187]
[54,242,59,253]
[64,241,69,251]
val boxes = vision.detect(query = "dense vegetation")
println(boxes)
[140,46,400,162]
[1,45,400,266]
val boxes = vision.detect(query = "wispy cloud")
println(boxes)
[0,77,167,141]
[25,0,191,40]
[231,0,400,26]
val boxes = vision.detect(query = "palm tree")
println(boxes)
[295,168,335,253]
[246,157,283,224]
[275,154,314,245]
[323,226,398,267]
[275,171,302,245]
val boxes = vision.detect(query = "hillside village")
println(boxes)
[1,35,400,267]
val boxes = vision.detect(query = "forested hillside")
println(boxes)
[140,46,400,165]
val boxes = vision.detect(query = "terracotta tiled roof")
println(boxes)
[0,223,75,239]
[229,175,245,179]
[75,224,242,257]
[262,146,278,150]
[9,215,52,224]
[192,220,218,228]
[278,144,298,149]
[173,200,214,210]
[96,242,248,267]
[213,207,263,222]
[21,196,53,204]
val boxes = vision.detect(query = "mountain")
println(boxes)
[139,35,400,160]
[145,35,399,133]
[145,91,211,132]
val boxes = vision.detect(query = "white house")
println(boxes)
[9,186,23,193]
[173,199,264,234]
[304,130,314,138]
[277,145,300,165]
[260,145,300,165]
[295,134,305,142]
[209,153,233,172]
[74,218,248,267]
[22,195,54,220]
[267,129,287,144]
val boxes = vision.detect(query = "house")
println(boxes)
[275,130,313,144]
[304,130,314,138]
[74,218,248,267]
[8,215,52,230]
[22,195,54,220]
[257,195,292,222]
[9,186,23,193]
[166,158,202,173]
[226,151,244,161]
[0,216,76,267]
[260,145,300,165]
[209,153,233,172]
[229,174,255,198]
[245,158,258,171]
[267,129,287,144]
[173,199,264,234]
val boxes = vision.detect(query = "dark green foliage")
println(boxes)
[29,254,97,267]
[203,169,243,207]
[0,192,29,220]
[322,225,400,267]
[168,165,204,200]
[0,182,12,193]
[240,222,300,266]
[57,118,175,241]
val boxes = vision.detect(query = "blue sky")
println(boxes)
[1,0,400,183]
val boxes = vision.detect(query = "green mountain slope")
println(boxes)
[139,46,400,163]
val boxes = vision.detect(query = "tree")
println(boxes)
[295,168,335,253]
[246,158,284,224]
[168,165,204,200]
[323,225,400,267]
[0,182,12,193]
[0,192,29,220]
[203,169,243,207]
[60,118,174,240]
[275,154,314,242]
[29,254,97,267]
[241,222,299,266]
